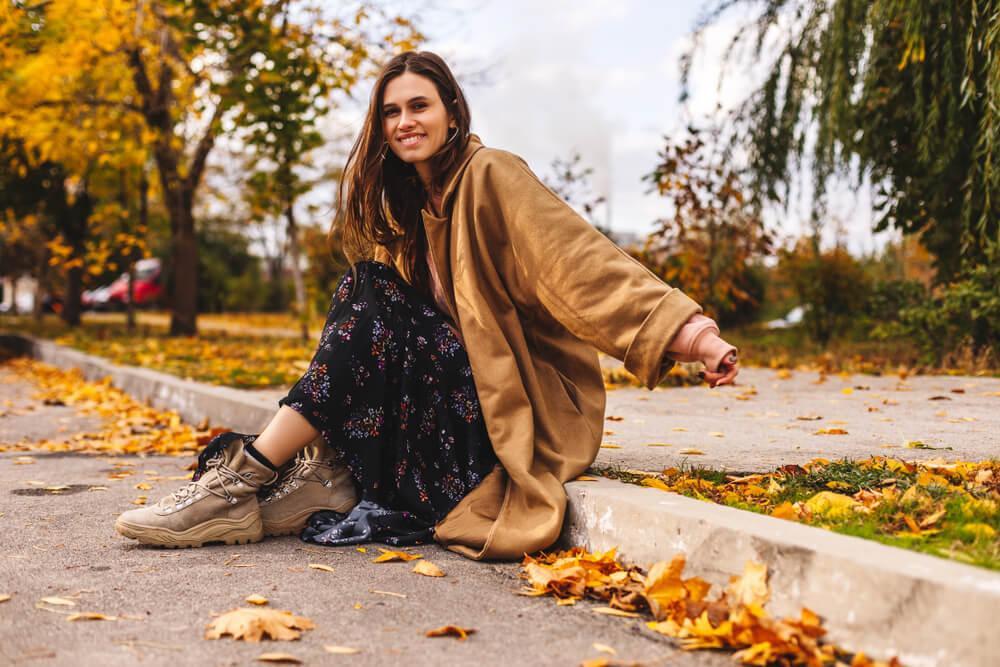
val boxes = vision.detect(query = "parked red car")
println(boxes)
[83,258,163,310]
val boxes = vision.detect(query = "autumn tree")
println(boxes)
[638,125,772,325]
[543,151,608,232]
[1,0,421,335]
[685,0,1000,281]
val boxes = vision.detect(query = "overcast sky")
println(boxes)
[303,0,891,256]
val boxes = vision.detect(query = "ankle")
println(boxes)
[244,441,278,471]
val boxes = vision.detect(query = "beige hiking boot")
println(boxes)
[259,436,358,537]
[115,436,278,548]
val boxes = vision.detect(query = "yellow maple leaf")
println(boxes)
[204,607,315,642]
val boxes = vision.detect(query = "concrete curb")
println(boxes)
[0,333,279,433]
[559,477,1000,667]
[4,331,998,666]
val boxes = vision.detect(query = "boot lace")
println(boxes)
[262,457,332,502]
[161,463,257,507]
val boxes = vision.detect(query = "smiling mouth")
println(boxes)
[399,134,425,147]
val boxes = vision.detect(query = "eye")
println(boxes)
[384,108,398,117]
[413,102,426,109]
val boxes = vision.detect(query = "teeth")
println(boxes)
[401,135,423,145]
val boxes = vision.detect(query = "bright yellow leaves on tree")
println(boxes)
[204,607,315,642]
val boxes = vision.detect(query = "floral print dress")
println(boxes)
[276,260,499,546]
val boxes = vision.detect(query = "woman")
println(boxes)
[115,51,739,558]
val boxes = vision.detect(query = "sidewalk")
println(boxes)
[3,331,1000,665]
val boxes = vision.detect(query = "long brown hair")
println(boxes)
[329,51,472,301]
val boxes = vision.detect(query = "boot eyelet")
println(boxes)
[324,481,332,487]
[229,497,238,504]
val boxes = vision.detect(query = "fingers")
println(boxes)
[702,362,740,388]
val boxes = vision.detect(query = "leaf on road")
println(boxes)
[814,428,848,435]
[592,607,640,618]
[256,652,302,664]
[592,643,617,655]
[204,607,315,642]
[307,563,335,573]
[796,415,823,421]
[573,475,599,481]
[425,625,476,640]
[39,596,76,607]
[245,594,269,606]
[0,594,10,603]
[324,645,361,654]
[678,449,704,455]
[412,560,445,577]
[132,496,148,505]
[66,612,116,621]
[373,548,422,563]
[645,443,672,447]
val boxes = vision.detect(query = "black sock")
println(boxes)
[244,441,278,471]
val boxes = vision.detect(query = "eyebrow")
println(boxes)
[383,96,430,109]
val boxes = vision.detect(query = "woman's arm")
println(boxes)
[475,149,703,389]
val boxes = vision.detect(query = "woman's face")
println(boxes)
[381,71,455,177]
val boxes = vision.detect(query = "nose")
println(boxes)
[398,109,416,129]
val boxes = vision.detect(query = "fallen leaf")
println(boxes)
[134,482,152,490]
[373,548,422,563]
[708,432,725,438]
[245,594,269,606]
[606,416,624,421]
[205,607,315,642]
[426,625,476,640]
[671,427,688,432]
[66,612,116,621]
[600,443,622,449]
[307,563,335,573]
[412,560,445,577]
[370,590,407,598]
[355,547,367,553]
[770,502,799,520]
[814,428,848,435]
[592,606,641,618]
[256,652,301,664]
[324,645,361,655]
[39,596,76,607]
[574,475,599,481]
[841,387,854,395]
[13,456,35,465]
[726,561,769,607]
[796,415,823,421]
[592,643,617,655]
[132,496,148,505]
[804,491,861,519]
[678,449,704,455]
[645,443,672,447]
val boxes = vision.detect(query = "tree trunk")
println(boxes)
[285,199,309,342]
[168,192,198,336]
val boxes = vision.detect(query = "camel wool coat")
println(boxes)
[372,133,702,561]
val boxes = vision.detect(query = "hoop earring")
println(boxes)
[378,141,390,161]
[444,127,458,144]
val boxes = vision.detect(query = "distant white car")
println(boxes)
[765,305,805,329]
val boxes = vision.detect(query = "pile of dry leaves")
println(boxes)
[519,547,901,667]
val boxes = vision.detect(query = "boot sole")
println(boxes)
[115,512,264,548]
[263,501,356,537]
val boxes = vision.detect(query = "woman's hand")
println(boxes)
[667,314,740,388]
[702,349,739,388]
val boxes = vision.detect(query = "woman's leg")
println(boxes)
[251,405,321,468]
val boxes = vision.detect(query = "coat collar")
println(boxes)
[421,132,485,221]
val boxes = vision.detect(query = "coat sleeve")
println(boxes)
[478,149,702,389]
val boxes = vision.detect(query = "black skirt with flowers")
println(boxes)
[275,260,499,545]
